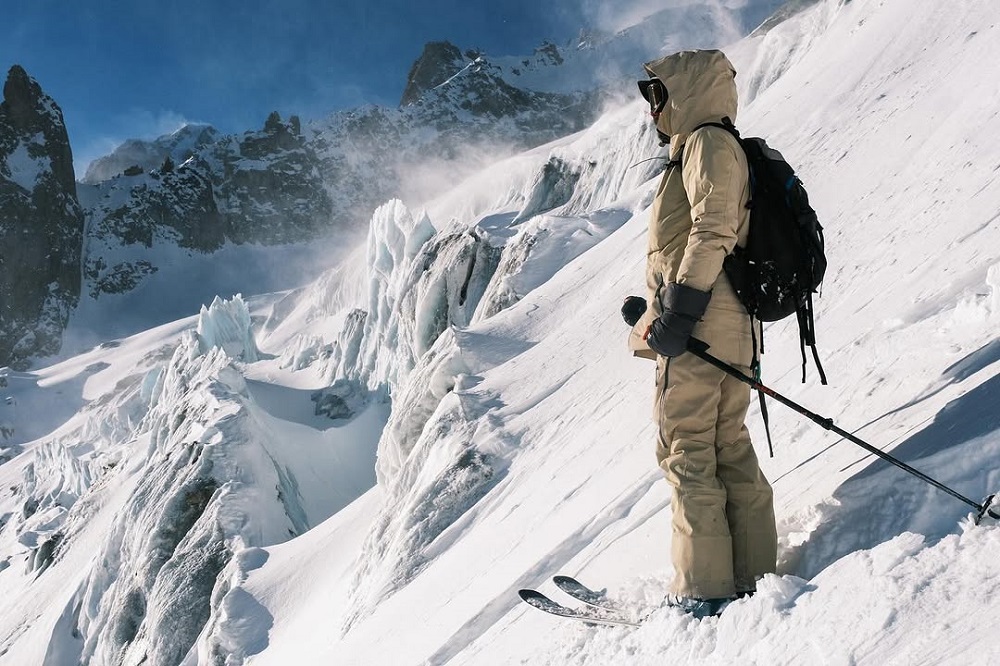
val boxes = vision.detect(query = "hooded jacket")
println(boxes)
[639,49,755,367]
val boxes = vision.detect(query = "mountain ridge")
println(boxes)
[0,2,763,370]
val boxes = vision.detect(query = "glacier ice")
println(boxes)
[196,294,260,362]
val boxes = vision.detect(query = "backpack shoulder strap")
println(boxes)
[692,117,741,140]
[676,117,742,170]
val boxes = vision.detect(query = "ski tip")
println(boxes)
[553,574,607,596]
[518,588,545,602]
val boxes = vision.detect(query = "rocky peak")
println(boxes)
[0,64,84,368]
[1,64,76,193]
[239,111,304,159]
[400,41,468,107]
[82,123,220,184]
[2,65,43,128]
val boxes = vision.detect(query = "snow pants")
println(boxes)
[655,352,777,599]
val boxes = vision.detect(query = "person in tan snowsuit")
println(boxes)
[630,49,778,617]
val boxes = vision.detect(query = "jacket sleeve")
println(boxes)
[676,128,745,292]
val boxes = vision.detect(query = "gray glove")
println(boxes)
[646,283,711,357]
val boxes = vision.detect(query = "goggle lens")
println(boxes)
[637,79,668,116]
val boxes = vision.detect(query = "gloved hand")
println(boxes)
[621,296,647,327]
[645,283,711,357]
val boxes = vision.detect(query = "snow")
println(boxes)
[2,0,1000,664]
[3,137,51,191]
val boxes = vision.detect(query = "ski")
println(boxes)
[552,575,622,612]
[517,589,641,628]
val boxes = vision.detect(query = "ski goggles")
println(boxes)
[637,79,668,119]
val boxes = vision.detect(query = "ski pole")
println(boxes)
[686,337,1000,524]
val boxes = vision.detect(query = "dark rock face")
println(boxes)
[414,59,593,134]
[0,65,84,369]
[400,41,467,107]
[221,113,331,244]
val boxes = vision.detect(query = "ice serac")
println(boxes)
[256,198,518,632]
[0,65,84,369]
[0,296,340,665]
[197,294,261,362]
[70,334,286,666]
[353,199,500,392]
[330,104,654,627]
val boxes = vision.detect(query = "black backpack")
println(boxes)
[696,119,828,386]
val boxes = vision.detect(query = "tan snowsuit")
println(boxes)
[642,50,777,599]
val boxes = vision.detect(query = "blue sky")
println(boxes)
[2,0,634,175]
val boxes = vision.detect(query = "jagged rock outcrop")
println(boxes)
[400,41,469,107]
[395,40,592,136]
[0,65,84,369]
[83,112,332,297]
[220,112,330,244]
[409,55,590,130]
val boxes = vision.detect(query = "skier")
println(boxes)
[631,49,778,618]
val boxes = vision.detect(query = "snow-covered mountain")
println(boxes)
[3,1,778,371]
[80,124,220,185]
[2,0,1000,664]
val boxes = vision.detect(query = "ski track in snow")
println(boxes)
[2,0,1000,664]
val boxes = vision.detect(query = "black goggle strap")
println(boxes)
[637,79,667,115]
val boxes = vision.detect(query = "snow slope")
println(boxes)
[2,0,1000,664]
[238,1,1000,663]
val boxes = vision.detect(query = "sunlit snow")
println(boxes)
[2,0,1000,664]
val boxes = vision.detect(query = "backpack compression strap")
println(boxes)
[798,291,828,385]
